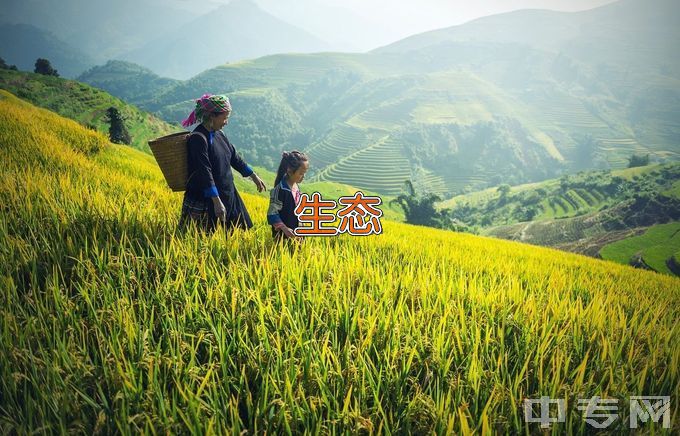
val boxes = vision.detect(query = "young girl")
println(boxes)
[267,151,309,240]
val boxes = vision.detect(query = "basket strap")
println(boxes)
[186,131,211,189]
[190,131,209,146]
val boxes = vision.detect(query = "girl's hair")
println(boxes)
[274,150,308,186]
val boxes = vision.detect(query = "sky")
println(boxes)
[200,0,620,50]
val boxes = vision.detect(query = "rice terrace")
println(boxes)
[1,0,679,433]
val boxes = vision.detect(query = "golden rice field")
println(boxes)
[0,90,679,434]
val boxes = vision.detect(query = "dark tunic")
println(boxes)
[180,124,254,232]
[267,179,300,239]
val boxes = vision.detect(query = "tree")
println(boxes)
[497,184,511,197]
[559,176,571,193]
[497,184,511,206]
[0,57,18,71]
[390,180,447,228]
[516,205,538,221]
[627,153,650,168]
[105,107,131,145]
[34,58,59,77]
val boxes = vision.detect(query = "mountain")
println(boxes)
[0,0,199,62]
[0,0,334,79]
[80,0,680,198]
[120,0,331,79]
[90,52,581,195]
[1,89,678,433]
[0,69,177,152]
[0,23,96,78]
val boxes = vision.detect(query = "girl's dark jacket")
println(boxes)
[267,178,300,238]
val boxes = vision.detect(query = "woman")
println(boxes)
[179,93,266,234]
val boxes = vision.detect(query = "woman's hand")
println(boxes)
[250,173,267,192]
[281,227,305,242]
[281,226,296,239]
[212,197,227,223]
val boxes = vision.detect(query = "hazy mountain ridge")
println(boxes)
[0,0,199,62]
[375,0,680,70]
[253,0,396,51]
[1,0,330,80]
[0,23,96,78]
[119,0,330,79]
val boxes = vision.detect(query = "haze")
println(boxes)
[201,0,619,50]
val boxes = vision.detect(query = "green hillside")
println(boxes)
[77,60,180,105]
[81,52,588,195]
[2,87,679,434]
[599,221,680,274]
[0,69,176,152]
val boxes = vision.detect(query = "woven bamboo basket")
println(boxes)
[148,132,189,192]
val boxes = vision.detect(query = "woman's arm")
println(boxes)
[224,135,266,192]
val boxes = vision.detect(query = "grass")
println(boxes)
[600,222,680,275]
[1,91,679,433]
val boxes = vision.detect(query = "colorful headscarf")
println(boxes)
[181,93,232,127]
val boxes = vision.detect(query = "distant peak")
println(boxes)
[227,0,259,9]
[208,0,262,15]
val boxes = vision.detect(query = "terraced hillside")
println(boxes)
[77,60,180,105]
[442,164,680,220]
[305,123,382,169]
[304,70,564,195]
[514,83,669,171]
[2,88,679,434]
[315,135,411,196]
